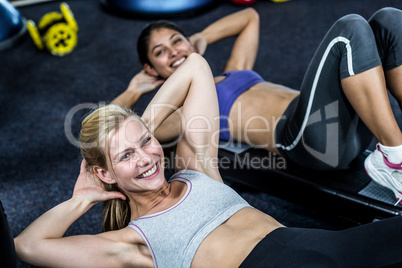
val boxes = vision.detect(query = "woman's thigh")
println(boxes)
[276,14,380,170]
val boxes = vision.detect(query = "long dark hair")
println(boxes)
[137,20,188,66]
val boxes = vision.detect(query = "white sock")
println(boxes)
[378,143,402,164]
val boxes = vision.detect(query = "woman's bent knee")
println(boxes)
[370,7,402,27]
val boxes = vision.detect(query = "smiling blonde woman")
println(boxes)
[13,53,402,268]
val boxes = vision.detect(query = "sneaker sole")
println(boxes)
[364,153,402,203]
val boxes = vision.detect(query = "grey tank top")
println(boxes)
[128,169,251,268]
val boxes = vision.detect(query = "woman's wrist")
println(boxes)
[126,81,142,94]
[69,196,96,213]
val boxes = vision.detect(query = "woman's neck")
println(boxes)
[129,180,188,220]
[128,181,173,219]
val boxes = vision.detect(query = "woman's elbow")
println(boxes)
[245,7,260,22]
[14,236,35,263]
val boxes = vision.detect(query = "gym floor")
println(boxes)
[2,0,402,267]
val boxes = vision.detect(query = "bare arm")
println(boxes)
[141,53,222,182]
[153,110,182,142]
[14,161,145,267]
[190,8,260,72]
[112,70,164,108]
[112,70,183,142]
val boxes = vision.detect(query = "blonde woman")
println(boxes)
[14,53,402,267]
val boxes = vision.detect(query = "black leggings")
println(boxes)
[0,201,16,268]
[241,216,402,267]
[275,7,402,170]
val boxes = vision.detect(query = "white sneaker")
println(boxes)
[364,144,402,205]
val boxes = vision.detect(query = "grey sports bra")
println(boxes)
[128,169,251,267]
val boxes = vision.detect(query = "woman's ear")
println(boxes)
[144,63,159,77]
[93,166,116,184]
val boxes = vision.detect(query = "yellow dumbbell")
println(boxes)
[26,2,78,56]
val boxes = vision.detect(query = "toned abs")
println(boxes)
[228,81,299,154]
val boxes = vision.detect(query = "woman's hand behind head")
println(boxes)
[189,33,207,55]
[128,70,165,95]
[73,160,126,204]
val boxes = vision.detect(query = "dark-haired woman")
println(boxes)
[113,7,402,203]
